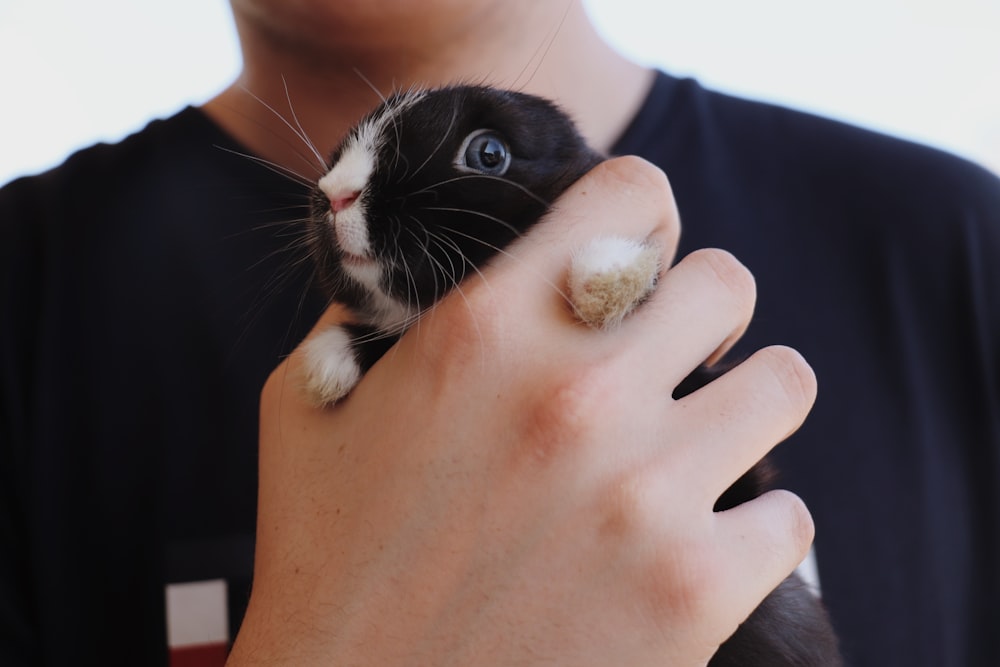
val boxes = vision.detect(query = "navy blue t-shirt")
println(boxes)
[2,72,998,665]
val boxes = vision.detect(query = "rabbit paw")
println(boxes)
[301,325,362,406]
[568,236,660,329]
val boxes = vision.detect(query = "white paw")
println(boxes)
[568,236,660,329]
[301,325,362,406]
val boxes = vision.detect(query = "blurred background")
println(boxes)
[2,0,998,185]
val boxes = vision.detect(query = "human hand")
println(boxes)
[227,157,817,666]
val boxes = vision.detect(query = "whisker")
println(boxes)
[249,233,316,273]
[412,173,550,208]
[425,234,480,301]
[218,208,310,240]
[395,219,425,317]
[235,85,329,178]
[437,223,571,304]
[280,75,328,171]
[420,206,523,238]
[510,0,575,92]
[427,234,465,292]
[232,232,318,359]
[352,67,389,105]
[408,105,459,181]
[345,325,413,346]
[428,228,496,298]
[214,145,316,188]
[422,231,489,371]
[421,236,459,296]
[399,227,443,306]
[389,102,408,177]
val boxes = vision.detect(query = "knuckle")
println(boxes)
[594,471,726,623]
[596,155,672,193]
[767,489,816,554]
[591,157,681,246]
[518,361,618,464]
[598,473,716,615]
[645,538,720,622]
[754,345,818,414]
[688,248,757,315]
[532,362,613,434]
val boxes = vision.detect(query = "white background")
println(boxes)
[2,0,999,186]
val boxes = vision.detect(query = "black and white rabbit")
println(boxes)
[301,84,635,400]
[302,84,842,666]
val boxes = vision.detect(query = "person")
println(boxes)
[0,1,996,666]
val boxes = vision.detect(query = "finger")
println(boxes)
[710,489,816,624]
[617,247,757,391]
[675,345,817,499]
[454,156,682,327]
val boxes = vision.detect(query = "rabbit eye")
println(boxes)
[456,129,511,176]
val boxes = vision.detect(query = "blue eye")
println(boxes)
[457,129,511,176]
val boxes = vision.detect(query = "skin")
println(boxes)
[204,0,654,176]
[216,3,818,665]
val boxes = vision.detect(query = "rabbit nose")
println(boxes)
[330,191,359,212]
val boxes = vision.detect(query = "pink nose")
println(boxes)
[330,191,359,212]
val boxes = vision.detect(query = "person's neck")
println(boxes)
[202,4,653,179]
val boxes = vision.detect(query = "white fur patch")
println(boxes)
[367,291,416,333]
[572,236,649,275]
[318,141,375,258]
[315,89,432,323]
[340,254,383,294]
[568,236,660,329]
[329,207,372,258]
[797,546,822,597]
[320,90,428,213]
[301,325,363,406]
[318,141,374,206]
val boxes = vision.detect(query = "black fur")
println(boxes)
[309,86,603,313]
[307,85,842,665]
